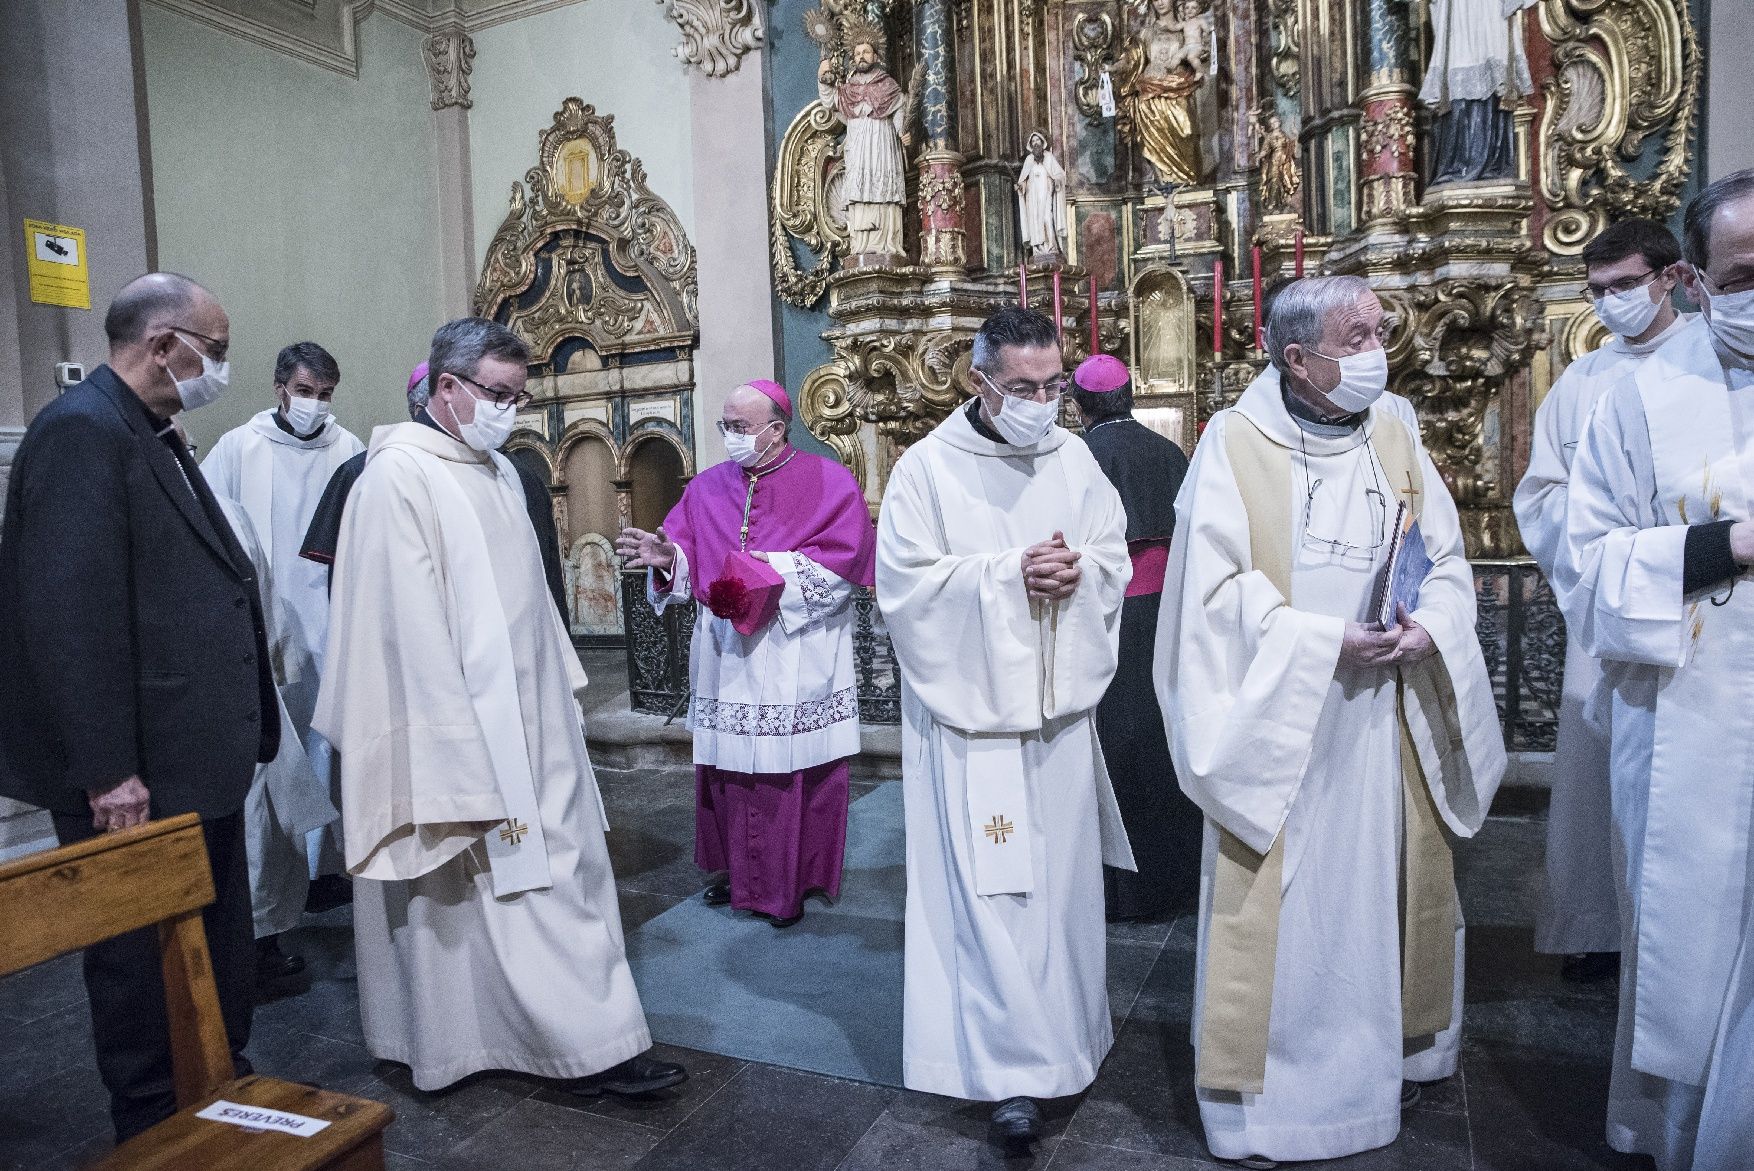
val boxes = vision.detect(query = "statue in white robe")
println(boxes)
[877,392,1137,1119]
[1564,314,1754,1171]
[204,406,364,876]
[1016,132,1066,261]
[315,420,652,1091]
[1513,311,1692,961]
[1156,363,1504,1163]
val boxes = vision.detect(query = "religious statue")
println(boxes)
[1016,131,1067,262]
[814,17,921,263]
[1418,0,1536,185]
[1250,106,1301,215]
[1118,0,1215,188]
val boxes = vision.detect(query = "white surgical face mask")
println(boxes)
[1698,275,1754,361]
[990,391,1060,447]
[724,422,782,468]
[1595,282,1663,339]
[172,334,230,413]
[282,395,331,435]
[1308,345,1389,415]
[457,395,517,452]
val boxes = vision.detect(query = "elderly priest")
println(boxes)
[1563,170,1754,1171]
[1155,275,1504,1166]
[315,318,683,1096]
[877,307,1136,1149]
[617,379,876,928]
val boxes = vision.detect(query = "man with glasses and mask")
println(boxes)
[315,317,684,1097]
[1565,170,1754,1171]
[876,307,1137,1149]
[617,380,876,928]
[1514,219,1690,991]
[202,341,363,979]
[0,272,278,1142]
[1155,276,1503,1167]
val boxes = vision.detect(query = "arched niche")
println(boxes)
[626,432,687,533]
[1130,265,1199,452]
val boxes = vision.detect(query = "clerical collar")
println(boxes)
[414,407,447,435]
[1281,383,1362,431]
[965,397,1006,444]
[745,446,798,479]
[272,407,326,442]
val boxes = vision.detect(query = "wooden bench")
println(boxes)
[0,813,393,1169]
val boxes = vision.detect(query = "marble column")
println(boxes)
[1358,0,1418,222]
[426,25,478,316]
[916,0,967,275]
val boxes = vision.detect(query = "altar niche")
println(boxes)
[476,98,700,647]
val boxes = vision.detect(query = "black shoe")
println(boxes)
[1231,1158,1278,1170]
[702,881,732,906]
[1401,1080,1422,1108]
[1561,951,1619,984]
[760,908,804,929]
[990,1096,1041,1145]
[255,935,306,990]
[305,873,353,913]
[572,1053,687,1098]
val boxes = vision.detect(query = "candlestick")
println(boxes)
[1088,275,1099,355]
[1019,263,1028,308]
[1294,229,1305,278]
[1212,259,1224,356]
[1052,268,1064,343]
[1251,245,1264,352]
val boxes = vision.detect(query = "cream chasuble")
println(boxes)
[1156,372,1503,1163]
[211,494,337,938]
[1565,317,1754,1170]
[314,422,649,1091]
[877,405,1135,1102]
[1513,313,1692,956]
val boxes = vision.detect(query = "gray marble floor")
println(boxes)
[0,769,1653,1171]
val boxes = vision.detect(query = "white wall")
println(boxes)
[141,8,449,449]
[468,4,696,258]
[1708,0,1754,179]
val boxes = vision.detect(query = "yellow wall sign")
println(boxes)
[24,219,90,310]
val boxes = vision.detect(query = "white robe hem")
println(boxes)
[369,1025,653,1094]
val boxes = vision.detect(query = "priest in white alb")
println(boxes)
[202,340,363,977]
[1156,276,1504,1165]
[1513,218,1689,984]
[315,318,684,1097]
[1563,171,1754,1171]
[877,307,1136,1150]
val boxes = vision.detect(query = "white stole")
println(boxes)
[419,451,553,898]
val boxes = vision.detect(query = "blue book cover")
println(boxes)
[1375,505,1433,628]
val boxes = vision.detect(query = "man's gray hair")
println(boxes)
[406,374,431,412]
[1684,168,1754,270]
[1264,275,1373,375]
[428,317,530,387]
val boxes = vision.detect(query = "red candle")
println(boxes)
[1088,275,1099,354]
[1294,229,1305,278]
[1212,259,1224,356]
[1052,268,1064,342]
[1019,263,1028,308]
[1251,245,1264,351]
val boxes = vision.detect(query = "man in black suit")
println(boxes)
[0,272,279,1142]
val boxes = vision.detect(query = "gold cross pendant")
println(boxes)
[499,819,529,846]
[1400,470,1421,506]
[984,815,1015,845]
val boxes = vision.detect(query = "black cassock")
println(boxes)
[1082,416,1202,920]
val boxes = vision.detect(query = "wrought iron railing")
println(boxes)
[622,562,1567,748]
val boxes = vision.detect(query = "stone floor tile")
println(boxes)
[0,1063,113,1171]
[1104,911,1186,948]
[837,1088,1080,1171]
[1455,815,1546,930]
[0,953,86,1026]
[1045,1139,1224,1170]
[437,1096,662,1170]
[635,1063,895,1171]
[618,889,687,934]
[0,1002,94,1098]
[248,1023,380,1089]
[1060,1020,1210,1162]
[1292,1105,1473,1170]
[1109,938,1166,1027]
[530,1042,744,1133]
[341,1062,536,1162]
[603,798,712,899]
[1408,1065,1467,1117]
[1463,1047,1654,1170]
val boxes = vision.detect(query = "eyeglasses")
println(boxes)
[452,372,533,410]
[716,419,782,437]
[1587,270,1659,300]
[162,325,229,363]
[976,369,1068,401]
[1297,433,1390,557]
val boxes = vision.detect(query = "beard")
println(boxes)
[854,58,874,73]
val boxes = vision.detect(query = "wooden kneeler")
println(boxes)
[0,814,393,1169]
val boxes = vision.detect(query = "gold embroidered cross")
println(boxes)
[1400,470,1420,506]
[984,815,1015,845]
[499,819,529,846]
